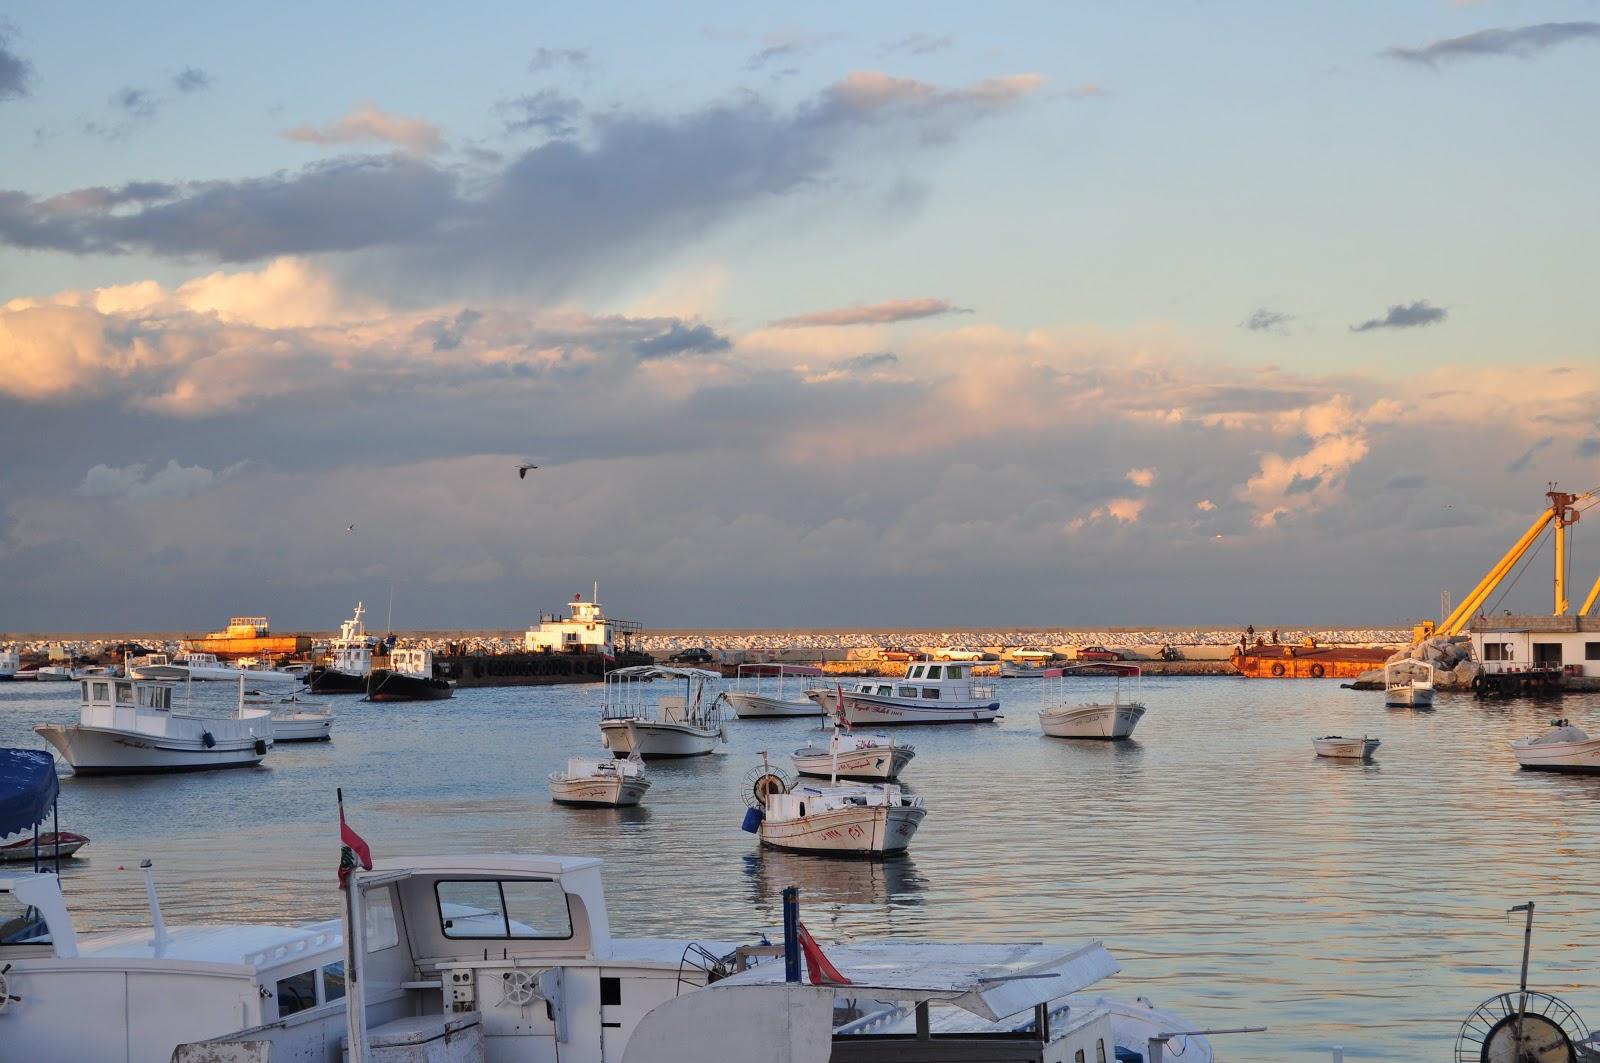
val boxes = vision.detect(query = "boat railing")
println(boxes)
[969,683,997,701]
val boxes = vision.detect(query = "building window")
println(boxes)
[1483,643,1512,661]
[1533,643,1563,667]
[1587,643,1600,661]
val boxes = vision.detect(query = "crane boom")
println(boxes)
[1438,510,1554,635]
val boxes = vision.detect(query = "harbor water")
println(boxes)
[4,675,1599,1061]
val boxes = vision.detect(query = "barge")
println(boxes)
[1231,644,1392,679]
[181,615,311,661]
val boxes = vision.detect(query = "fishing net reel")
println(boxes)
[743,764,791,809]
[1455,991,1589,1062]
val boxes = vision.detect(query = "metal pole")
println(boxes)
[52,798,59,875]
[782,887,801,983]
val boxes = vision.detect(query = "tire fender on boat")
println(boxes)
[254,739,268,756]
[1270,662,1286,677]
[201,731,216,748]
[1309,663,1325,678]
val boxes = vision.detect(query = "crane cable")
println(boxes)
[1485,527,1550,617]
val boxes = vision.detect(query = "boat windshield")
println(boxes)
[0,893,51,947]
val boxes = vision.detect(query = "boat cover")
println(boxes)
[0,747,58,836]
[710,940,1119,1021]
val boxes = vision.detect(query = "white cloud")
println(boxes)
[1126,467,1155,488]
[279,102,443,155]
[76,460,246,502]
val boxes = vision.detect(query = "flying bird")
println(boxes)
[517,463,539,480]
[346,524,356,533]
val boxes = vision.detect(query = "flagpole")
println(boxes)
[340,788,369,1063]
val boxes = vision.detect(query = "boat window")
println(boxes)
[601,976,622,1006]
[949,666,965,679]
[925,665,942,679]
[877,685,892,695]
[922,688,940,699]
[365,886,399,952]
[92,681,110,701]
[115,682,134,704]
[275,969,318,1017]
[436,879,573,940]
[321,960,346,1002]
[898,686,917,698]
[0,893,51,946]
[1075,1051,1085,1063]
[907,666,923,679]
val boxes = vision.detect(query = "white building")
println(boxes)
[1469,615,1600,676]
[524,593,641,659]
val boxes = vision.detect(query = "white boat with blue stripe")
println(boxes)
[807,662,1000,726]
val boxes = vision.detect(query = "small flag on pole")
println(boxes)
[338,789,373,890]
[835,682,851,732]
[796,921,851,985]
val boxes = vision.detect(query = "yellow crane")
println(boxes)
[1416,485,1600,642]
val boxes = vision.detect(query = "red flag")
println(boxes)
[796,921,851,985]
[835,682,851,732]
[338,800,373,890]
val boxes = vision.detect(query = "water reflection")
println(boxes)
[741,849,928,909]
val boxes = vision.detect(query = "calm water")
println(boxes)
[4,675,1599,1061]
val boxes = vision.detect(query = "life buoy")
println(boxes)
[1309,663,1325,678]
[1270,662,1286,677]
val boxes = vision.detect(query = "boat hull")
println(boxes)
[727,692,822,718]
[1313,737,1380,760]
[1510,737,1600,773]
[813,689,999,726]
[365,670,454,702]
[34,723,269,774]
[306,667,368,695]
[1233,646,1391,679]
[600,719,720,758]
[759,804,925,857]
[1385,686,1434,708]
[792,744,915,781]
[271,713,333,742]
[1040,703,1146,740]
[0,832,90,863]
[550,774,650,807]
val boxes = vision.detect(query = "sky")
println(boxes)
[1,2,1598,632]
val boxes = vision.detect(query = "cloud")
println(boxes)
[633,321,732,360]
[1066,84,1105,99]
[528,47,593,75]
[1196,499,1216,512]
[280,102,444,155]
[1385,22,1600,65]
[1578,438,1600,459]
[1505,435,1554,473]
[77,459,245,502]
[0,70,1043,297]
[1386,474,1428,489]
[1237,396,1387,527]
[498,90,584,136]
[771,297,969,329]
[173,66,212,93]
[1126,467,1155,489]
[1350,300,1447,332]
[882,33,952,57]
[1242,308,1293,334]
[0,28,31,103]
[1093,498,1145,524]
[745,31,842,71]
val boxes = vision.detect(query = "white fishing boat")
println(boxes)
[1000,649,1055,678]
[0,645,18,679]
[129,651,299,685]
[308,602,377,695]
[1384,657,1435,708]
[0,860,345,1063]
[792,730,914,781]
[806,661,999,726]
[1312,735,1380,760]
[34,676,274,774]
[1039,666,1146,740]
[1510,718,1600,773]
[550,753,651,806]
[175,849,1217,1063]
[599,666,727,757]
[34,666,75,682]
[726,663,825,717]
[245,694,334,743]
[744,754,926,857]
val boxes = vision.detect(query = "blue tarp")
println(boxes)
[0,747,58,837]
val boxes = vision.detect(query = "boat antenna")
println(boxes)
[141,858,170,954]
[386,583,394,634]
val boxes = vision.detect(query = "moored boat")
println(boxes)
[744,755,926,857]
[550,753,650,806]
[1233,643,1391,679]
[727,663,825,718]
[599,666,727,757]
[366,647,453,702]
[0,645,18,680]
[130,651,299,684]
[35,666,75,682]
[307,602,375,695]
[0,831,90,862]
[1313,735,1380,760]
[34,676,274,775]
[246,694,334,742]
[1384,657,1435,707]
[1040,665,1146,740]
[792,730,914,781]
[1510,718,1600,773]
[806,661,999,726]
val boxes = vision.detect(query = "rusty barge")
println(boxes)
[1231,644,1392,679]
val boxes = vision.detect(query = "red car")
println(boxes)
[1075,645,1124,662]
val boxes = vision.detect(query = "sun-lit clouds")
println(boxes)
[1126,467,1156,488]
[770,297,969,329]
[279,101,444,155]
[1196,499,1216,512]
[821,70,1045,116]
[1385,22,1600,65]
[1238,395,1384,527]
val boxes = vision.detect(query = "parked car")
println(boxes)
[881,647,918,662]
[1075,645,1124,662]
[667,648,715,665]
[938,647,986,661]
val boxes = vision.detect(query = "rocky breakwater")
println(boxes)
[1349,635,1481,691]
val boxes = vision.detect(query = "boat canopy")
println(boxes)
[608,666,722,681]
[0,747,58,837]
[737,663,824,678]
[709,940,1119,1022]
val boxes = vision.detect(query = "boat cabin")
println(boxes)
[839,663,992,702]
[388,647,434,678]
[82,676,173,717]
[525,593,643,657]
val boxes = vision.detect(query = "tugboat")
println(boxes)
[307,602,375,695]
[366,647,453,702]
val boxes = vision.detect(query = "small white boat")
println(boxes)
[1385,657,1435,708]
[1510,718,1600,773]
[35,666,76,683]
[792,730,914,781]
[0,645,20,679]
[34,676,274,775]
[246,695,333,743]
[550,753,651,806]
[1313,735,1380,760]
[1000,649,1055,678]
[0,831,90,863]
[599,666,727,757]
[745,757,926,857]
[130,652,299,685]
[1040,666,1146,740]
[726,663,825,717]
[807,661,999,726]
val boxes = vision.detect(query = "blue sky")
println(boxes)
[1,3,1598,630]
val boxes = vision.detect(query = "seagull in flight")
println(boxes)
[517,463,539,480]
[346,524,356,533]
